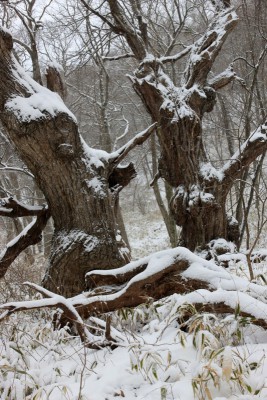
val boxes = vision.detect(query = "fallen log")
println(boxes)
[1,247,267,344]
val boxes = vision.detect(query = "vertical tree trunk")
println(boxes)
[150,133,178,247]
[133,75,234,250]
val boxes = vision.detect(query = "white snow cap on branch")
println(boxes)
[200,162,224,182]
[221,124,267,174]
[5,54,76,123]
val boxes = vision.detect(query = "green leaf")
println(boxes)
[246,385,252,393]
[235,303,240,318]
[167,351,172,364]
[152,367,158,380]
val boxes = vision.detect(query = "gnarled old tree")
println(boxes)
[0,26,157,297]
[83,0,267,250]
[1,0,267,298]
[2,1,267,343]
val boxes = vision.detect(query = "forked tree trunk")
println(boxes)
[103,2,267,250]
[132,71,249,249]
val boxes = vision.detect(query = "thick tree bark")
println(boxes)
[0,28,149,297]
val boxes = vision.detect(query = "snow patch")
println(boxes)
[5,57,76,123]
[85,177,106,198]
[53,230,99,254]
[6,91,75,123]
[248,124,267,143]
[200,162,224,181]
[81,138,109,169]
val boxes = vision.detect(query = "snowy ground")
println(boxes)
[1,286,267,400]
[124,207,171,260]
[1,202,267,399]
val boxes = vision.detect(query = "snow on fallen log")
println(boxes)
[1,247,267,342]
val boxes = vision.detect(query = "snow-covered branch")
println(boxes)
[0,164,34,178]
[159,46,192,64]
[0,207,50,278]
[179,289,267,329]
[185,8,238,88]
[102,53,135,61]
[0,27,76,125]
[23,282,97,345]
[221,124,267,187]
[208,65,236,90]
[1,281,121,347]
[108,122,157,167]
[2,247,267,333]
[0,197,47,217]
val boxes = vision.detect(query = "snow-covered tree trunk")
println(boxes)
[98,1,267,250]
[0,27,155,296]
[133,65,232,250]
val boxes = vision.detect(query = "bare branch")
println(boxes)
[106,0,147,60]
[12,37,33,56]
[150,171,161,187]
[79,0,118,32]
[10,5,35,41]
[102,53,135,61]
